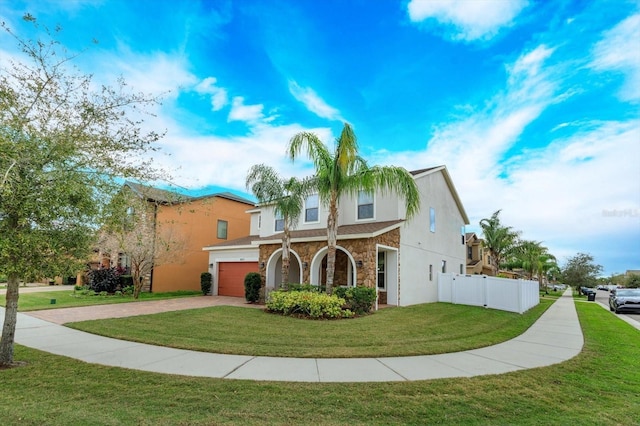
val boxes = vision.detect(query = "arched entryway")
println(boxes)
[310,246,356,287]
[265,249,302,291]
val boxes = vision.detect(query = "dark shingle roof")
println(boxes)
[125,181,191,204]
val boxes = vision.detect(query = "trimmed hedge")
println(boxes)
[266,290,353,319]
[244,272,261,303]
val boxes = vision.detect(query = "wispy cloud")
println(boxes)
[590,13,640,102]
[288,80,342,121]
[407,0,529,41]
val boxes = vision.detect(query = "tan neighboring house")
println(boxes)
[465,232,494,276]
[106,182,255,293]
[204,166,470,306]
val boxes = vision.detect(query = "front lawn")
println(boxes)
[0,302,638,425]
[68,300,552,358]
[0,290,202,311]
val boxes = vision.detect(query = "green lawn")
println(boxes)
[0,289,202,311]
[68,300,552,358]
[1,302,638,425]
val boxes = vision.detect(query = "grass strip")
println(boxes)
[0,290,202,311]
[0,302,637,425]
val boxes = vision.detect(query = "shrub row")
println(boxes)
[266,290,353,319]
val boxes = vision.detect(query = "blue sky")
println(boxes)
[1,0,639,276]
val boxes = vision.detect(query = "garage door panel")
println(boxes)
[218,262,259,297]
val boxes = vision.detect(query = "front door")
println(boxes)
[377,251,385,290]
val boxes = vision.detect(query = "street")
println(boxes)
[595,288,640,326]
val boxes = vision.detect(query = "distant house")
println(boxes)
[204,166,470,306]
[465,233,494,276]
[104,182,255,293]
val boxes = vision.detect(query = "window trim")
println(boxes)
[304,194,320,224]
[217,220,228,240]
[356,190,375,221]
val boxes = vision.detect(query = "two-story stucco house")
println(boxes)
[108,182,255,293]
[203,165,469,306]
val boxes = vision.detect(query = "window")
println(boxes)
[429,264,433,281]
[441,260,446,273]
[461,226,465,244]
[258,214,261,230]
[357,191,374,220]
[274,211,284,232]
[217,220,228,239]
[305,194,319,222]
[467,246,473,260]
[429,207,436,232]
[460,264,464,274]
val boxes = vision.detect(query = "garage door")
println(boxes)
[218,262,259,297]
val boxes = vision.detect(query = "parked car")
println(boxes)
[580,286,596,296]
[609,288,640,314]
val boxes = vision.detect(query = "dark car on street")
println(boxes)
[609,288,640,314]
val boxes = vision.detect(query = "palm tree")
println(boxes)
[246,164,310,290]
[508,239,558,290]
[287,122,420,295]
[479,210,519,276]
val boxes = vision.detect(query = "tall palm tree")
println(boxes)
[287,123,420,295]
[479,210,519,276]
[246,164,310,290]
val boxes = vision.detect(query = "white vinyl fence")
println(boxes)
[438,273,539,314]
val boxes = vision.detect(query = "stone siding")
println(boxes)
[258,228,400,290]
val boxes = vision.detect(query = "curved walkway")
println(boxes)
[4,290,582,382]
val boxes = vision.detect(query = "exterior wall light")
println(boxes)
[356,260,363,268]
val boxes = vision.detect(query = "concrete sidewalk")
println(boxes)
[4,290,583,382]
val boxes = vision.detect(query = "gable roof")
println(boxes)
[124,181,255,206]
[410,165,470,225]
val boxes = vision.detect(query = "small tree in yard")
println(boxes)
[561,253,602,292]
[0,17,164,367]
[99,190,186,299]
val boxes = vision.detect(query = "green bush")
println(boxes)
[335,286,377,315]
[200,272,212,295]
[244,272,262,303]
[119,275,134,288]
[122,285,134,295]
[266,290,354,319]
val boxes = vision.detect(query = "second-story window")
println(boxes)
[217,220,228,239]
[357,191,374,220]
[275,211,284,232]
[305,194,319,223]
[430,207,436,233]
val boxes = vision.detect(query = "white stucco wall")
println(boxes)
[398,171,467,306]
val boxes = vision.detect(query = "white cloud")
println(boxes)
[194,77,228,111]
[288,80,342,120]
[227,96,265,123]
[407,0,528,41]
[591,14,640,102]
